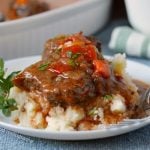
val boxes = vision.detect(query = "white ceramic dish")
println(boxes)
[0,0,112,60]
[125,0,150,36]
[0,55,150,140]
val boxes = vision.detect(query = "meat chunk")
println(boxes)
[13,61,96,106]
[42,33,102,61]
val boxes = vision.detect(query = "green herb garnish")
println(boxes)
[66,51,73,58]
[38,62,50,71]
[0,97,18,116]
[68,59,76,67]
[0,58,4,77]
[66,51,81,67]
[71,53,81,60]
[0,58,19,117]
[88,107,98,116]
[103,94,113,101]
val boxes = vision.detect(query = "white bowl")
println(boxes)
[125,0,150,35]
[0,0,112,60]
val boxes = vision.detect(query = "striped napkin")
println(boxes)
[109,26,150,59]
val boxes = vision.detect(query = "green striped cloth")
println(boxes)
[109,26,150,59]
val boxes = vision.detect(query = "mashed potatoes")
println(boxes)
[9,87,86,130]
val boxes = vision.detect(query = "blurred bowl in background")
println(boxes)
[0,0,112,60]
[125,0,150,35]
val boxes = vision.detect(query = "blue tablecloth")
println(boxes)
[0,19,150,150]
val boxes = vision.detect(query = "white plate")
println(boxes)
[0,55,150,140]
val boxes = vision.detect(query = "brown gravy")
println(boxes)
[133,79,150,94]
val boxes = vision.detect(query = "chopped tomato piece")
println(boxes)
[61,45,83,57]
[49,62,72,74]
[93,60,110,78]
[62,44,97,61]
[85,45,97,61]
[15,0,28,5]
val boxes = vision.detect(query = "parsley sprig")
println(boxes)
[0,58,19,117]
